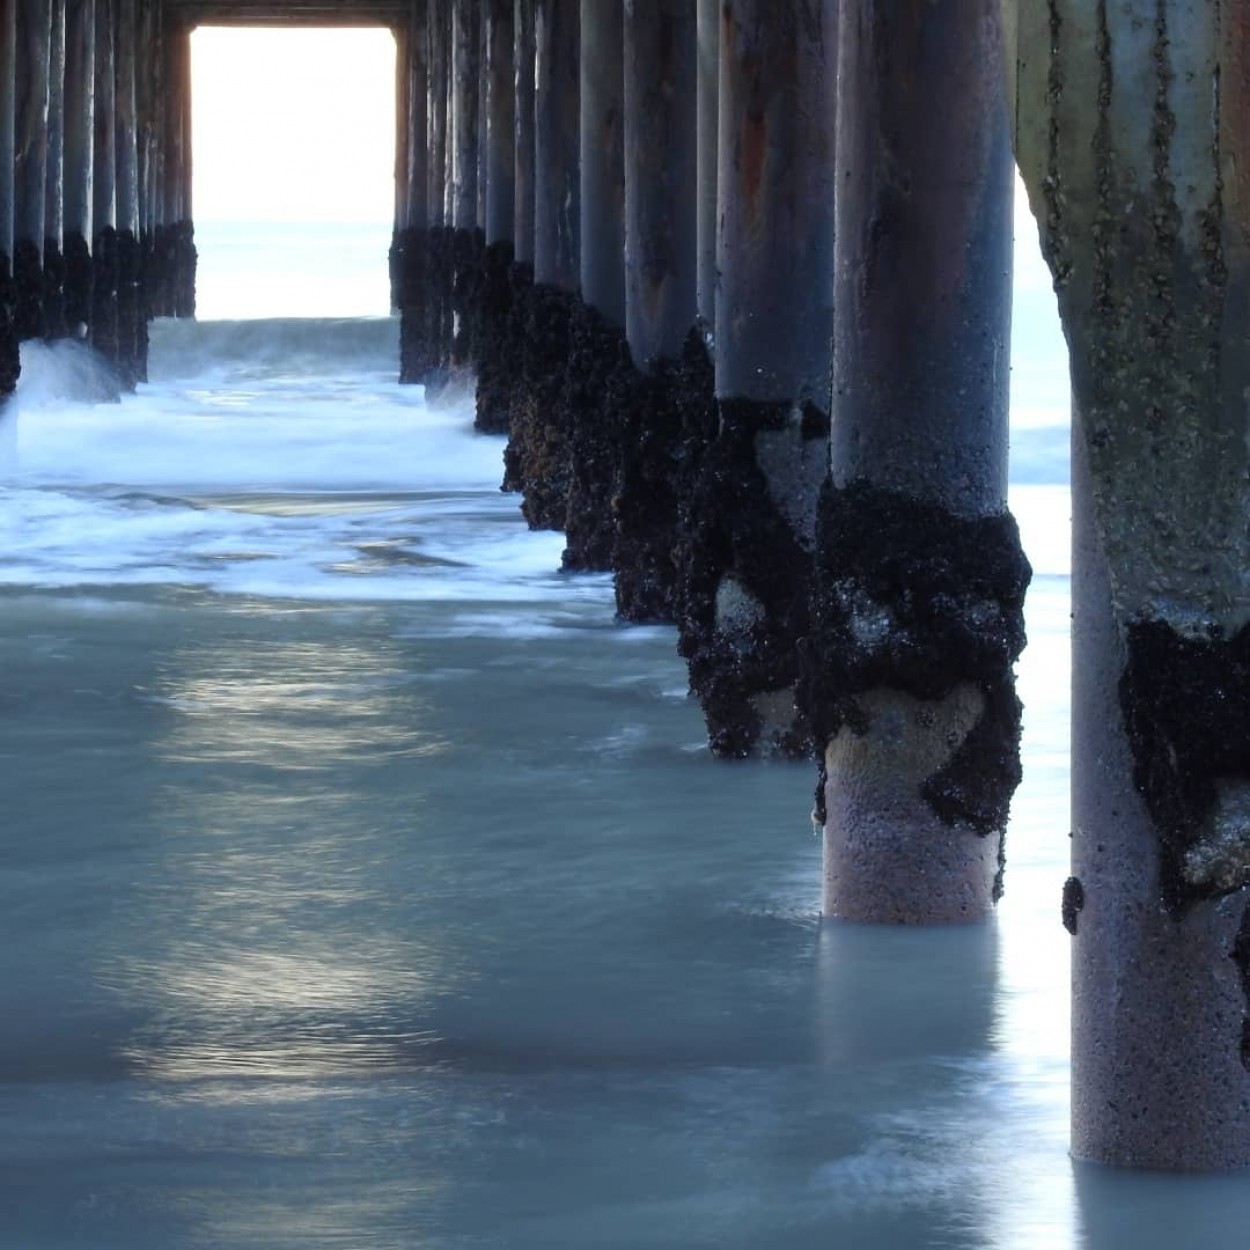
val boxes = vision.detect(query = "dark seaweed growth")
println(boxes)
[503,282,576,529]
[614,329,715,623]
[562,303,629,573]
[451,227,485,367]
[1120,619,1250,914]
[475,244,522,434]
[0,252,17,398]
[799,480,1031,834]
[1231,904,1250,1070]
[115,229,145,389]
[89,227,119,372]
[676,396,825,758]
[1062,876,1085,935]
[13,238,44,342]
[172,221,197,321]
[396,226,433,384]
[40,239,65,341]
[62,231,92,331]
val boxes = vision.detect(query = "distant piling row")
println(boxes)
[0,0,196,400]
[391,0,1029,927]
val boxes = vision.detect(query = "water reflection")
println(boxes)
[114,621,463,1093]
[1074,1161,1250,1248]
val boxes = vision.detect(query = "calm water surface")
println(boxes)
[1,224,1246,1248]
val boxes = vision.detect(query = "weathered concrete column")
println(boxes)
[1010,0,1250,1170]
[679,0,836,756]
[802,0,1028,920]
[694,0,716,330]
[91,0,118,360]
[450,0,482,369]
[482,0,535,446]
[532,0,578,294]
[390,21,411,313]
[15,0,51,341]
[397,0,434,385]
[504,0,579,529]
[113,0,142,386]
[417,0,452,385]
[42,0,65,339]
[473,0,517,431]
[62,0,92,333]
[0,0,17,397]
[512,0,534,268]
[559,0,625,572]
[162,19,194,320]
[475,9,488,233]
[136,0,158,320]
[577,0,623,330]
[613,0,709,621]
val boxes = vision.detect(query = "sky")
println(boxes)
[191,27,397,224]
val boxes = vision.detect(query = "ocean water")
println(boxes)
[1,221,1246,1250]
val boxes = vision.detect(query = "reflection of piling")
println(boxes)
[1011,0,1250,1170]
[678,0,835,756]
[613,0,706,622]
[559,0,624,574]
[504,0,578,529]
[804,0,1027,923]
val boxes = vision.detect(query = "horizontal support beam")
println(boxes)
[164,1,407,25]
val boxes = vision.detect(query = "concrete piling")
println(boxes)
[1009,0,1250,1169]
[475,0,535,437]
[450,0,481,368]
[502,0,578,528]
[15,0,52,342]
[42,0,65,339]
[423,0,452,383]
[90,0,118,367]
[693,0,715,330]
[558,0,624,573]
[395,1,432,384]
[62,0,93,333]
[471,0,515,432]
[612,0,707,622]
[114,0,144,386]
[165,19,194,320]
[678,0,836,757]
[0,0,18,396]
[803,0,1028,922]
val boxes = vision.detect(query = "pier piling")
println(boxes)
[804,0,1028,922]
[613,0,705,622]
[62,0,93,333]
[1011,0,1250,1168]
[15,0,52,342]
[0,0,17,395]
[503,0,578,529]
[678,0,836,756]
[557,0,623,573]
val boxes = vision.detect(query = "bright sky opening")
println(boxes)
[191,27,397,225]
